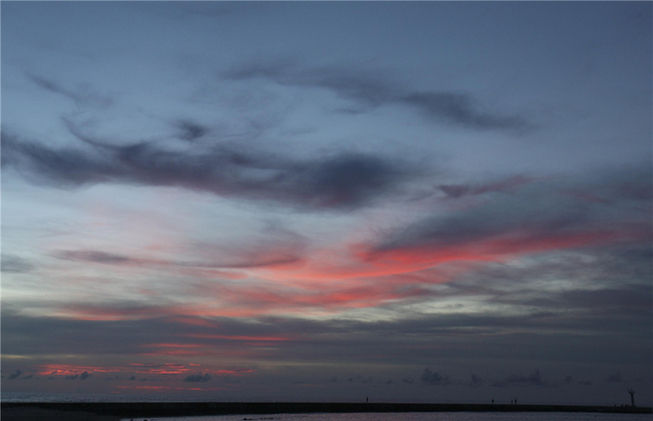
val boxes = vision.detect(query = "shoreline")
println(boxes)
[1,402,651,420]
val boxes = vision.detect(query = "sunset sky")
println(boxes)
[2,2,652,405]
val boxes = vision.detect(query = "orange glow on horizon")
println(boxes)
[37,364,116,376]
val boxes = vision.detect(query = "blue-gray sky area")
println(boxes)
[1,2,652,405]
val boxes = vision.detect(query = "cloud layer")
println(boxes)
[2,1,651,404]
[2,129,418,211]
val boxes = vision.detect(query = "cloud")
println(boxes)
[1,255,34,273]
[399,92,531,131]
[357,166,652,274]
[473,253,652,321]
[3,129,417,211]
[54,241,305,270]
[438,175,532,199]
[25,72,112,107]
[184,373,211,383]
[554,286,653,313]
[606,372,622,383]
[470,373,484,387]
[225,61,532,131]
[2,304,651,396]
[56,250,133,265]
[345,375,373,384]
[370,197,591,255]
[493,369,545,387]
[8,369,22,380]
[1,131,120,186]
[175,120,208,141]
[420,368,451,386]
[64,371,90,380]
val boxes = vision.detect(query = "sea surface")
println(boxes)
[122,412,653,421]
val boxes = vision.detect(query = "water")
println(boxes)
[123,412,653,421]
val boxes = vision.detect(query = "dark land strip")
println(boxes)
[2,402,651,420]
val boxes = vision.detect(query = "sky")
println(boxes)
[1,1,652,406]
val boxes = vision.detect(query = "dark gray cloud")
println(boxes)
[570,165,653,205]
[64,371,90,381]
[184,373,211,383]
[606,372,622,383]
[345,375,373,384]
[493,370,545,387]
[438,175,531,199]
[370,196,588,254]
[8,369,22,380]
[5,287,651,367]
[1,255,34,273]
[420,368,451,386]
[399,92,531,131]
[2,129,417,211]
[547,286,653,314]
[53,243,304,269]
[175,120,208,141]
[1,132,119,186]
[447,243,653,327]
[367,165,652,255]
[225,61,532,131]
[1,304,651,404]
[470,373,484,387]
[56,250,132,265]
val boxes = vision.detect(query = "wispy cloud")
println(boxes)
[54,246,305,270]
[225,60,533,131]
[438,175,532,199]
[25,72,112,107]
[1,255,34,273]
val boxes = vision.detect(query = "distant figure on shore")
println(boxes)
[491,399,494,404]
[628,389,636,407]
[366,397,369,403]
